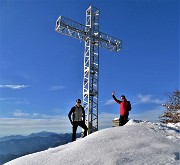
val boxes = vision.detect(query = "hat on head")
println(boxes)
[76,99,81,103]
[120,95,126,98]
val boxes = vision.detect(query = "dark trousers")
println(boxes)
[72,121,88,141]
[119,115,128,126]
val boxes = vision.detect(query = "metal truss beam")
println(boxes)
[56,16,122,52]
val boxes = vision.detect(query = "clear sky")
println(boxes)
[0,0,179,137]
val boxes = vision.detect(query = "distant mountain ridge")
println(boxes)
[0,135,25,142]
[0,132,81,165]
[0,131,57,142]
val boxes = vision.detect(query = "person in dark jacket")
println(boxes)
[68,99,88,141]
[112,91,131,126]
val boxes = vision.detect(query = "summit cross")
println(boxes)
[55,6,122,134]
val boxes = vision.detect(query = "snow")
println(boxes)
[4,120,180,165]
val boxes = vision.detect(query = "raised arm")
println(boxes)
[112,91,121,104]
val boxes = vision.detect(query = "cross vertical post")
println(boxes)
[83,6,99,134]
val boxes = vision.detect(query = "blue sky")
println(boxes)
[0,0,179,137]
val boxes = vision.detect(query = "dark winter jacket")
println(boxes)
[112,94,131,116]
[68,105,85,124]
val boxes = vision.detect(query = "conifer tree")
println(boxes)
[160,90,180,123]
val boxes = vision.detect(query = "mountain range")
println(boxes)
[0,131,81,165]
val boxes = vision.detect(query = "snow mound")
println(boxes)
[5,120,180,165]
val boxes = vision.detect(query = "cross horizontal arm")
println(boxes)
[55,16,86,40]
[55,16,122,52]
[98,32,122,52]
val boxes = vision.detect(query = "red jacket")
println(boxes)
[112,94,131,116]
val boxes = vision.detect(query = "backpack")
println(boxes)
[127,101,132,111]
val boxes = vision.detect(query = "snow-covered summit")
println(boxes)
[5,120,180,165]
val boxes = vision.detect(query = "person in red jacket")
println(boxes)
[112,91,131,126]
